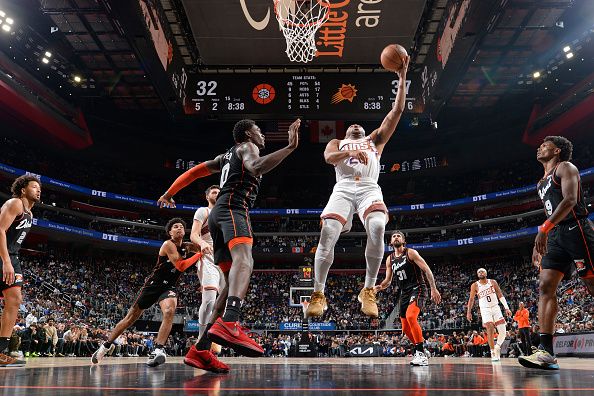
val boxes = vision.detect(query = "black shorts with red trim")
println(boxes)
[0,255,24,292]
[134,284,177,310]
[208,203,253,265]
[398,283,428,318]
[541,218,594,279]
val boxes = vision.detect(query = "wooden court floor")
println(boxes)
[0,357,592,395]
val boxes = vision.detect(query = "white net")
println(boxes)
[274,0,330,63]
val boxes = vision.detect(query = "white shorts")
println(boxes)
[198,254,223,292]
[479,305,505,327]
[321,180,388,232]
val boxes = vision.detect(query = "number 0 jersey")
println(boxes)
[537,162,588,223]
[476,279,498,310]
[218,144,261,210]
[390,248,427,290]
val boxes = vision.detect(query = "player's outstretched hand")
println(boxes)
[431,288,442,304]
[466,312,472,322]
[396,55,410,79]
[158,194,176,208]
[287,118,301,149]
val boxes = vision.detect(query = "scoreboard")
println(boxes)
[181,73,423,119]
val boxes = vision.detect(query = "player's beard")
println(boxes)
[392,242,403,248]
[478,275,486,280]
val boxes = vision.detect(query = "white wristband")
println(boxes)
[499,297,509,310]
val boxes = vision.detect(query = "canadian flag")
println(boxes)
[310,121,345,143]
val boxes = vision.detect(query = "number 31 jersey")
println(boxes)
[390,248,427,291]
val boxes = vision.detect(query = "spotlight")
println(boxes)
[563,46,571,53]
[0,11,5,18]
[431,121,438,130]
[566,52,574,59]
[5,17,12,25]
[74,75,82,82]
[533,71,541,78]
[42,57,49,64]
[2,24,10,32]
[45,51,52,58]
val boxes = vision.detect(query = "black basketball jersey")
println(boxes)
[5,201,33,256]
[147,242,189,286]
[218,144,262,209]
[537,162,588,223]
[390,248,426,290]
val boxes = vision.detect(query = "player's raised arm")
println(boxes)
[158,156,223,208]
[492,280,512,317]
[466,283,477,321]
[323,139,368,166]
[369,55,410,152]
[240,119,300,176]
[374,256,393,292]
[409,249,441,304]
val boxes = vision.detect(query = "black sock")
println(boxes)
[0,337,10,353]
[539,333,554,355]
[222,296,242,323]
[103,342,113,349]
[195,323,214,351]
[155,343,164,350]
[415,342,424,353]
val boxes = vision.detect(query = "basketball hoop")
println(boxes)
[274,0,330,63]
[301,300,310,319]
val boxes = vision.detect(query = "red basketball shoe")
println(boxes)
[207,318,264,357]
[183,345,230,373]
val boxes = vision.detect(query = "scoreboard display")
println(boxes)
[182,73,423,119]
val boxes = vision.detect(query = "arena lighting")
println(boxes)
[45,51,52,58]
[563,45,571,53]
[533,71,541,78]
[73,75,82,82]
[41,57,49,64]
[5,17,12,25]
[1,24,9,32]
[566,52,574,59]
[0,11,5,18]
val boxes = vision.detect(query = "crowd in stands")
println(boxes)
[2,247,591,360]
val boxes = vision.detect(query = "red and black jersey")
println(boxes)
[218,144,261,210]
[537,162,588,224]
[390,248,427,290]
[146,242,189,287]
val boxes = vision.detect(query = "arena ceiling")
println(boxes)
[2,1,592,121]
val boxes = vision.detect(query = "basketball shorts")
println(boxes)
[134,283,177,310]
[398,284,428,318]
[541,218,594,279]
[208,203,253,267]
[198,254,223,292]
[0,255,24,292]
[321,180,388,233]
[479,305,505,327]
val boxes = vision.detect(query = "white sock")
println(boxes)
[496,323,507,347]
[313,219,342,293]
[363,212,386,288]
[198,289,217,338]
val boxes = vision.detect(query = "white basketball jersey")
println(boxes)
[334,136,381,183]
[193,207,212,246]
[476,279,498,309]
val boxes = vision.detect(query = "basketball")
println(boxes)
[380,44,408,72]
